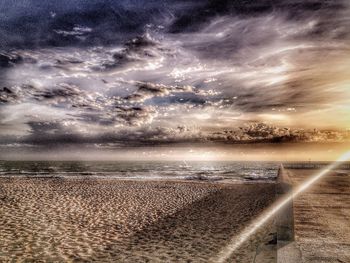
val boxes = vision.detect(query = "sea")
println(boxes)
[0,161,280,183]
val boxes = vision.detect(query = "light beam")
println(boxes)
[213,151,350,263]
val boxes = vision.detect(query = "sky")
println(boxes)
[1,0,350,161]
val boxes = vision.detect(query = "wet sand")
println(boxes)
[287,169,350,263]
[0,178,276,262]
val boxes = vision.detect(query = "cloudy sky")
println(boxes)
[1,0,350,160]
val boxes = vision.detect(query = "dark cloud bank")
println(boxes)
[1,0,350,153]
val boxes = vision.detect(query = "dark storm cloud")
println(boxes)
[2,121,348,150]
[23,121,84,145]
[1,0,350,151]
[3,121,199,147]
[0,87,17,103]
[0,0,199,49]
[0,52,24,68]
[124,82,170,102]
[0,0,348,50]
[170,0,345,31]
[0,83,159,127]
[0,78,215,129]
[0,83,86,106]
[36,85,81,100]
[124,81,217,104]
[99,34,165,71]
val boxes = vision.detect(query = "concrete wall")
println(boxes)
[276,165,294,242]
[276,165,302,263]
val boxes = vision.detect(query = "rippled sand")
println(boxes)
[0,178,275,262]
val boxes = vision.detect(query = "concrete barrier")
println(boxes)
[276,164,294,242]
[276,165,302,263]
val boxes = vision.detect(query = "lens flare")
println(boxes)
[213,151,350,263]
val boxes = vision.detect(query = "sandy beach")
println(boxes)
[0,178,276,262]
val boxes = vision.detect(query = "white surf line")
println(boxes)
[212,151,350,263]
